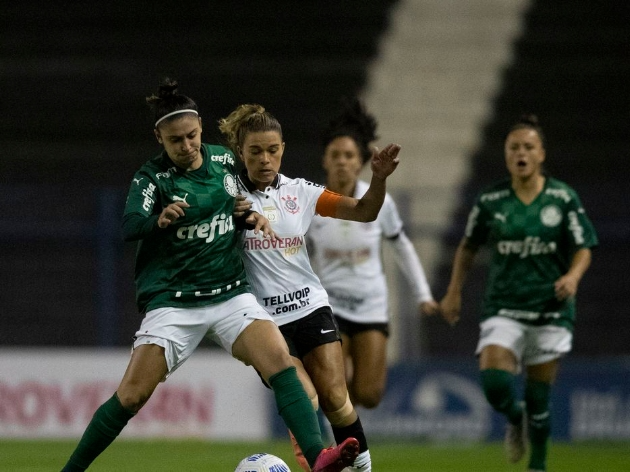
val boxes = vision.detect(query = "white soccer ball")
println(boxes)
[234,452,291,472]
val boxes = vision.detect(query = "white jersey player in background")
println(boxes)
[308,98,438,410]
[220,103,401,472]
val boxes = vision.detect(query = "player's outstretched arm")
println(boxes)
[439,238,478,326]
[334,143,401,222]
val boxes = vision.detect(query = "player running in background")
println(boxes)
[220,103,400,472]
[60,79,358,472]
[439,114,598,472]
[308,98,438,409]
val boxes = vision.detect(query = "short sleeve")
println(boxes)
[464,198,491,245]
[565,191,599,250]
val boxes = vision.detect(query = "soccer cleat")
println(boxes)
[505,406,528,463]
[288,429,311,472]
[342,449,371,471]
[312,437,359,472]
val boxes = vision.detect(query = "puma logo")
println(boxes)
[173,193,189,204]
[494,213,507,223]
[133,178,144,185]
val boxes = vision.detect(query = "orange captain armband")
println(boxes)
[315,189,343,217]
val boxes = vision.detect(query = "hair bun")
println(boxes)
[157,78,178,99]
[518,113,539,127]
[321,97,378,162]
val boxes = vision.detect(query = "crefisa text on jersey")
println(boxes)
[497,236,557,258]
[176,214,234,243]
[211,153,235,165]
[141,182,157,212]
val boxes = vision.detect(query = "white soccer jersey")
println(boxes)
[308,180,432,324]
[238,173,331,326]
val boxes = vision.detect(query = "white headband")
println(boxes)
[154,109,199,127]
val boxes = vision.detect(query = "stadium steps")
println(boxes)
[429,0,630,355]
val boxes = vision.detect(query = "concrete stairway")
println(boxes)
[360,0,530,358]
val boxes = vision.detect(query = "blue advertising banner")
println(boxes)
[271,357,630,441]
[359,357,630,441]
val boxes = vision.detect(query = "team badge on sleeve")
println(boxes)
[224,174,238,197]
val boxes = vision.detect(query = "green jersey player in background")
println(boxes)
[439,114,598,472]
[61,79,359,472]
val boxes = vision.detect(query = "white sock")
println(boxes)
[351,449,371,472]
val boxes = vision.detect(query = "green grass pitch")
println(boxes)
[1,439,628,471]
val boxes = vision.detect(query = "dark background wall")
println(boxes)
[1,1,628,355]
[0,0,398,346]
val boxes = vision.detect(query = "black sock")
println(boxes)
[332,416,368,453]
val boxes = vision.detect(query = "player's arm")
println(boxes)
[234,194,251,218]
[386,231,438,316]
[439,237,479,326]
[554,191,597,300]
[232,195,275,238]
[241,211,276,239]
[554,247,592,300]
[121,173,188,241]
[319,144,400,222]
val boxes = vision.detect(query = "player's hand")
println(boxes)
[438,291,461,326]
[554,273,578,300]
[419,300,440,317]
[370,143,401,180]
[247,212,276,239]
[158,201,189,228]
[234,194,253,218]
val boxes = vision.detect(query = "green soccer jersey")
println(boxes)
[464,177,598,330]
[122,143,250,313]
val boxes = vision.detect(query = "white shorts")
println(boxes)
[475,316,572,367]
[133,293,273,378]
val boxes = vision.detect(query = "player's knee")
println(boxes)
[357,392,383,409]
[480,368,514,411]
[351,381,384,409]
[116,389,152,413]
[354,389,382,409]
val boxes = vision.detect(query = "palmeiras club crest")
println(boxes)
[223,174,238,197]
[281,195,300,214]
[540,204,562,227]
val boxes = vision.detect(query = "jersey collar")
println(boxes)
[238,168,280,191]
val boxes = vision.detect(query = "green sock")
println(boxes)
[480,368,523,424]
[269,366,324,467]
[525,380,551,471]
[317,408,331,444]
[61,393,135,472]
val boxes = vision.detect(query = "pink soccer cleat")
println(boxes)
[312,437,359,472]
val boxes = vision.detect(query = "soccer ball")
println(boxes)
[234,452,291,472]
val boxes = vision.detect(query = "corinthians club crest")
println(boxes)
[281,194,300,214]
